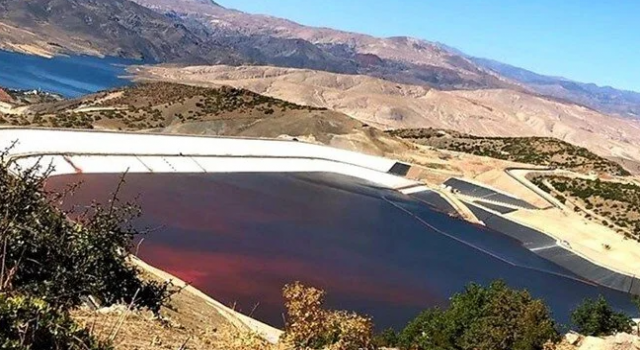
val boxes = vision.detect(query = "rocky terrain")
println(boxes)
[0,0,248,63]
[131,0,520,91]
[0,87,12,103]
[553,332,640,350]
[133,65,640,163]
[388,128,631,176]
[472,57,640,118]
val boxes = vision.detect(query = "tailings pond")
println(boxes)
[45,172,638,330]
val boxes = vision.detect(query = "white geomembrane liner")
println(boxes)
[3,128,419,189]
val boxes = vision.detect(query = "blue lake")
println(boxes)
[0,50,136,97]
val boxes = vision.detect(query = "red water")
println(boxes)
[45,172,637,329]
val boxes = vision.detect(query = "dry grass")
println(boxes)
[71,268,232,350]
[72,280,376,350]
[211,324,289,350]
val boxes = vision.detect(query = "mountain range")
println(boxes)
[129,0,640,118]
[1,0,639,133]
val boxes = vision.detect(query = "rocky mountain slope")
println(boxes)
[0,88,12,103]
[132,0,517,91]
[0,0,247,63]
[134,65,640,163]
[471,57,640,118]
[2,0,638,118]
[1,0,516,90]
[131,0,640,118]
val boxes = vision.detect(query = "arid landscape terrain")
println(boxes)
[2,0,640,349]
[133,65,640,164]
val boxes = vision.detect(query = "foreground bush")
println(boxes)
[282,282,373,350]
[0,152,172,313]
[0,293,111,350]
[571,296,633,336]
[372,328,399,348]
[0,150,173,348]
[399,280,559,350]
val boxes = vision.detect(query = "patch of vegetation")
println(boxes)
[0,150,175,349]
[396,280,559,350]
[282,282,373,350]
[100,82,325,116]
[389,128,630,176]
[0,82,331,132]
[0,294,111,350]
[571,296,633,336]
[533,175,640,240]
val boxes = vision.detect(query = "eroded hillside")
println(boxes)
[133,65,640,163]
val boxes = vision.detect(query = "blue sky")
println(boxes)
[219,0,640,92]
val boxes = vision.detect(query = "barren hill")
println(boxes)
[0,0,247,63]
[132,0,640,117]
[134,65,640,162]
[130,0,519,90]
[0,87,13,103]
[0,82,416,157]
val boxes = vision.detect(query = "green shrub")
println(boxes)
[571,296,633,336]
[373,328,399,348]
[399,280,559,350]
[0,151,173,314]
[0,293,111,350]
[398,309,451,349]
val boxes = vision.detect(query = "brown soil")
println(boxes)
[133,65,640,163]
[0,88,13,103]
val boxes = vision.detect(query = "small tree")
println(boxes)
[282,282,373,350]
[399,280,559,350]
[571,296,633,336]
[398,309,452,350]
[373,328,399,349]
[0,150,173,313]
